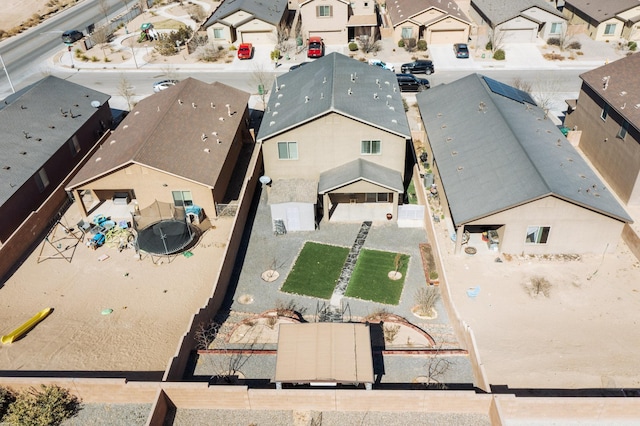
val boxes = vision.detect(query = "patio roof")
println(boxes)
[274,323,374,384]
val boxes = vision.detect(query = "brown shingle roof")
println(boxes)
[564,0,640,24]
[68,79,250,189]
[387,0,470,26]
[579,53,640,130]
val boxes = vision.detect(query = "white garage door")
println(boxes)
[429,29,465,45]
[310,31,344,45]
[241,31,272,44]
[500,28,535,43]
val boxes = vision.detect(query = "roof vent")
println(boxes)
[3,166,10,170]
[273,111,278,116]
[457,166,464,172]
[134,111,139,115]
[192,103,197,108]
[219,117,224,121]
[278,94,283,99]
[201,133,207,141]
[226,104,232,116]
[602,76,610,90]
[374,93,379,99]
[451,151,458,156]
[211,102,215,108]
[305,96,310,103]
[217,139,221,144]
[157,106,161,112]
[323,77,327,83]
[270,121,276,126]
[123,125,129,130]
[178,99,183,105]
[19,151,26,155]
[275,102,280,107]
[348,88,352,95]
[204,148,210,153]
[320,92,324,99]
[110,140,116,145]
[620,91,627,96]
[391,119,397,124]
[95,157,102,162]
[351,73,354,82]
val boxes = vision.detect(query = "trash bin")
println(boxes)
[423,173,434,188]
[258,84,264,95]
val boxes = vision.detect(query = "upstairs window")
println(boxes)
[35,168,50,193]
[361,140,381,155]
[317,5,332,17]
[172,190,193,207]
[278,141,298,159]
[617,121,629,139]
[213,28,224,39]
[600,104,609,121]
[68,136,81,157]
[550,22,562,35]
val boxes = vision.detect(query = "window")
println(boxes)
[601,104,609,121]
[401,27,413,39]
[361,140,381,155]
[68,136,81,157]
[550,22,562,35]
[618,121,629,139]
[172,190,193,207]
[35,168,49,192]
[365,192,390,202]
[525,226,550,244]
[278,141,298,159]
[213,28,224,39]
[317,5,332,17]
[604,24,616,35]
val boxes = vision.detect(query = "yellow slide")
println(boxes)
[1,308,52,344]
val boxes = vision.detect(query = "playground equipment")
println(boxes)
[1,308,52,344]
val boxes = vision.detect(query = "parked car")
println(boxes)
[395,74,430,92]
[368,59,395,72]
[400,60,434,75]
[153,79,180,93]
[290,62,309,71]
[237,43,253,60]
[61,30,83,44]
[307,36,324,58]
[453,43,469,59]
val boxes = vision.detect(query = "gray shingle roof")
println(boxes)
[0,76,110,206]
[257,53,411,141]
[204,0,288,28]
[416,74,631,226]
[387,0,470,26]
[67,79,250,190]
[564,0,640,24]
[471,0,564,26]
[318,158,404,193]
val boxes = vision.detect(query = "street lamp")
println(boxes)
[0,52,15,94]
[67,45,74,69]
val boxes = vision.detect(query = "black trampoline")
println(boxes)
[136,219,195,255]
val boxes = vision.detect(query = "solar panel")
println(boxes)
[482,76,537,105]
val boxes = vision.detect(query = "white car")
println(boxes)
[153,79,179,93]
[368,59,394,72]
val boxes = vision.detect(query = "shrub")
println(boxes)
[0,386,15,419]
[270,49,281,61]
[229,44,237,50]
[397,39,405,48]
[417,39,427,51]
[414,286,440,316]
[485,41,492,51]
[403,37,417,51]
[3,385,80,426]
[429,270,439,280]
[90,56,98,62]
[493,49,505,60]
[629,41,637,51]
[547,37,561,46]
[567,41,581,50]
[348,42,358,51]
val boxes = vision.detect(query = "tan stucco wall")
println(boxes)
[521,8,566,40]
[563,86,640,205]
[466,196,624,255]
[262,112,407,181]
[496,17,537,43]
[426,18,470,44]
[237,19,278,44]
[76,165,216,219]
[392,22,419,42]
[300,0,349,37]
[563,8,624,41]
[206,24,233,43]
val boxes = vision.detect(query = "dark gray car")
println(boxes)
[396,74,430,92]
[61,30,83,44]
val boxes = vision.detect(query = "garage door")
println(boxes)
[241,31,272,44]
[310,31,344,45]
[500,28,535,43]
[429,29,465,45]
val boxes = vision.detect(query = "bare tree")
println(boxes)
[98,0,110,25]
[118,74,135,111]
[91,25,112,61]
[523,275,552,298]
[414,286,440,317]
[275,22,292,53]
[423,344,453,389]
[251,63,274,110]
[486,28,506,53]
[187,4,207,22]
[358,34,381,54]
[531,77,562,117]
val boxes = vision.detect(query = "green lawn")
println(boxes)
[280,242,349,299]
[345,249,409,305]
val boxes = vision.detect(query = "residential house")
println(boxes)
[66,79,252,223]
[299,0,378,44]
[564,54,640,205]
[386,0,471,45]
[256,52,411,231]
[563,0,640,41]
[0,76,111,244]
[470,0,567,43]
[416,74,630,255]
[203,0,289,44]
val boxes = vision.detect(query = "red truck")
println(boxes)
[237,43,253,59]
[307,37,324,58]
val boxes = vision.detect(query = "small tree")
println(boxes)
[423,345,452,389]
[486,28,506,54]
[414,286,440,317]
[251,63,274,109]
[528,276,552,297]
[358,35,380,53]
[417,39,427,51]
[118,74,135,111]
[383,324,401,344]
[493,48,505,60]
[91,25,112,62]
[402,37,417,52]
[348,42,359,51]
[4,385,80,426]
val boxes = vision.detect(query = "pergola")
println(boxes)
[274,323,374,390]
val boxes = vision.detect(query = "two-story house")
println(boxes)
[256,52,411,232]
[299,0,378,44]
